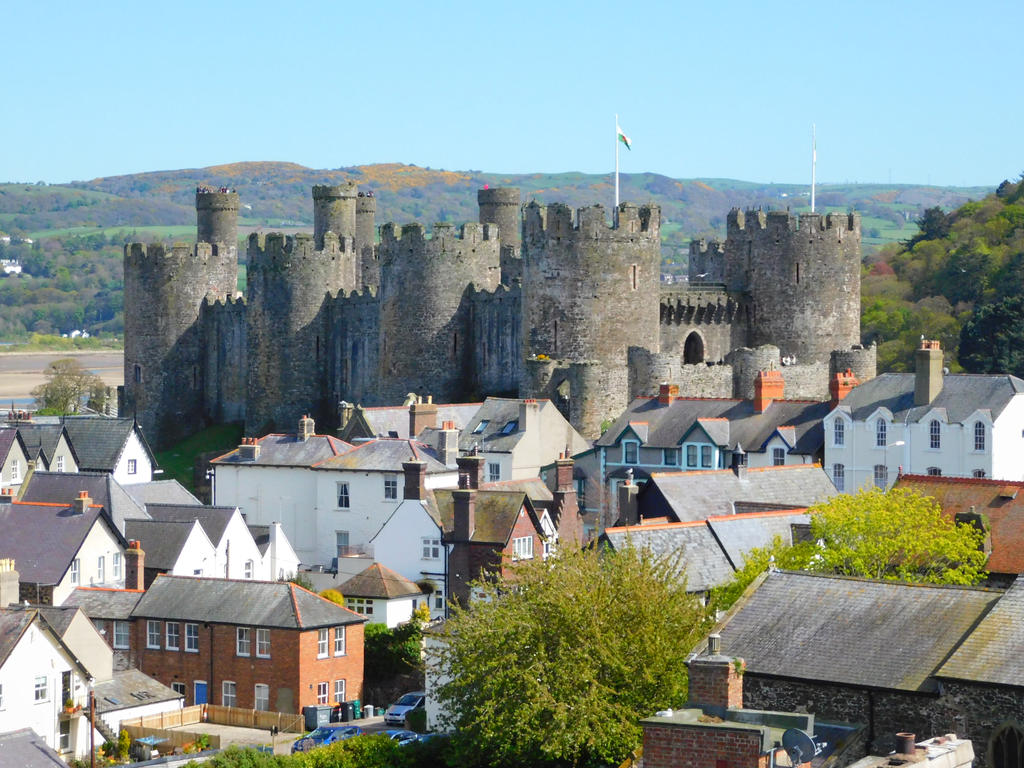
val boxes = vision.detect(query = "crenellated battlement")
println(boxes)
[312,183,357,200]
[247,231,355,269]
[690,238,725,256]
[727,208,860,238]
[124,241,228,269]
[523,201,660,242]
[378,221,497,265]
[327,285,379,304]
[660,290,744,326]
[203,291,246,309]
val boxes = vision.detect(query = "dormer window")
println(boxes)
[472,420,489,434]
[501,420,518,435]
[876,419,887,447]
[623,441,638,464]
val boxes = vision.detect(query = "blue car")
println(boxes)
[291,724,363,753]
[382,729,419,745]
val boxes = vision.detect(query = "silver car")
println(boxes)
[383,691,425,726]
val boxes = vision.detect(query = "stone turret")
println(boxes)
[312,183,357,249]
[196,188,240,253]
[355,192,378,288]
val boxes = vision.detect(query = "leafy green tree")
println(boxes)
[959,294,1024,377]
[433,545,708,768]
[31,357,106,414]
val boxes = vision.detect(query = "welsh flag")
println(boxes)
[617,125,632,150]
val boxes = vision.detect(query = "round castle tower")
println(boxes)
[196,188,240,250]
[355,192,378,288]
[377,220,501,403]
[312,183,357,249]
[478,187,521,250]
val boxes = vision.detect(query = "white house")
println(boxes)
[337,563,424,628]
[0,430,31,491]
[123,519,217,586]
[824,340,1024,491]
[13,424,78,474]
[61,417,156,485]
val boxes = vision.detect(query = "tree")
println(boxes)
[432,545,708,768]
[31,357,106,414]
[959,295,1024,378]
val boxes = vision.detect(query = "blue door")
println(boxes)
[194,681,208,705]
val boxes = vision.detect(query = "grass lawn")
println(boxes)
[154,423,243,491]
[27,224,197,240]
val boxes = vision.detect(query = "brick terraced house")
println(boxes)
[130,575,365,713]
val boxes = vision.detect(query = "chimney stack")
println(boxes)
[915,339,944,406]
[298,414,315,442]
[453,487,476,541]
[409,395,438,438]
[125,540,145,590]
[753,369,785,414]
[0,487,13,504]
[338,401,354,429]
[72,491,91,515]
[519,398,539,435]
[438,420,459,467]
[658,383,679,405]
[829,368,859,408]
[238,437,261,461]
[618,470,640,526]
[0,559,19,608]
[456,454,485,489]
[553,452,582,545]
[402,460,427,501]
[687,633,744,712]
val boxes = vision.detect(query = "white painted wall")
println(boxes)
[166,523,218,577]
[214,509,268,580]
[992,396,1024,480]
[112,430,153,485]
[55,518,125,605]
[0,438,30,490]
[423,633,451,732]
[266,522,301,580]
[48,433,79,473]
[371,499,448,620]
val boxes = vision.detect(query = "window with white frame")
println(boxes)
[334,626,345,656]
[244,560,254,579]
[10,460,19,482]
[317,681,328,704]
[97,556,105,584]
[488,462,501,482]
[169,681,185,696]
[927,467,942,476]
[832,464,845,492]
[701,445,712,468]
[513,536,534,560]
[34,675,47,702]
[833,419,845,446]
[185,623,199,652]
[70,558,80,585]
[346,598,373,616]
[422,538,440,559]
[127,459,137,475]
[334,679,346,703]
[113,621,129,650]
[256,628,270,657]
[113,552,121,580]
[254,684,270,711]
[222,681,237,707]
[384,477,398,500]
[873,464,888,489]
[929,420,941,449]
[317,628,329,658]
[236,627,251,656]
[664,448,678,466]
[166,622,180,651]
[623,442,638,464]
[336,482,350,508]
[772,447,786,466]
[147,620,161,649]
[55,456,64,472]
[876,419,887,447]
[434,590,444,610]
[975,421,986,451]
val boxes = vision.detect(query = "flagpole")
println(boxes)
[811,123,816,213]
[614,113,620,210]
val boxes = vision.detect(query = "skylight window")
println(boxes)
[501,420,518,435]
[472,420,490,434]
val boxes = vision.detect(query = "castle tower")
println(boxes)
[355,192,378,288]
[312,183,357,249]
[377,221,501,403]
[520,201,661,437]
[726,209,861,365]
[196,188,240,251]
[479,187,522,285]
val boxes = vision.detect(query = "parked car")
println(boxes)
[291,724,363,753]
[383,691,426,726]
[382,729,419,745]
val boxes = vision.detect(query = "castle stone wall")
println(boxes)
[688,238,725,283]
[328,288,381,407]
[675,363,734,399]
[355,193,378,288]
[470,283,521,397]
[660,289,749,362]
[201,294,247,424]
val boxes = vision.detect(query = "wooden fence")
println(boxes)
[206,704,303,733]
[120,723,221,753]
[121,704,206,730]
[120,703,303,753]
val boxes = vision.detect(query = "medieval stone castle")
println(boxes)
[122,184,876,449]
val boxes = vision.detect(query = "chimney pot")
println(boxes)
[658,383,679,405]
[73,491,91,515]
[708,633,721,656]
[896,733,917,755]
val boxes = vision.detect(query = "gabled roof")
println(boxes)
[314,438,447,473]
[711,570,1000,693]
[0,429,28,465]
[0,610,35,668]
[896,474,1024,575]
[94,668,183,714]
[145,503,237,547]
[20,471,150,534]
[338,563,423,599]
[0,728,67,767]
[339,402,481,442]
[124,480,202,507]
[11,424,71,466]
[213,433,349,467]
[0,500,125,586]
[481,476,553,503]
[837,372,1024,424]
[938,575,1024,686]
[248,525,271,555]
[459,398,555,453]
[640,465,836,522]
[64,587,144,620]
[131,575,365,629]
[433,489,542,545]
[61,416,156,472]
[596,396,830,455]
[124,519,208,571]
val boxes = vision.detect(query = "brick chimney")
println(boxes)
[753,369,785,413]
[453,483,476,542]
[438,420,459,467]
[519,398,540,435]
[298,414,315,442]
[0,487,13,504]
[125,540,145,590]
[658,383,679,405]
[552,452,582,545]
[403,460,426,501]
[238,437,261,461]
[456,454,485,489]
[915,339,944,406]
[829,368,860,408]
[409,396,438,438]
[72,491,91,515]
[0,558,19,608]
[687,633,744,712]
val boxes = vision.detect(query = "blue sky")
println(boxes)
[3,0,1019,187]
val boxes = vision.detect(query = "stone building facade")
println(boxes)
[122,184,875,449]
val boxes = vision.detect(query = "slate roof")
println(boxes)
[12,424,70,466]
[64,587,144,620]
[61,416,155,472]
[338,563,423,599]
[459,398,554,454]
[0,429,24,466]
[0,500,122,586]
[0,728,66,767]
[35,605,79,636]
[837,372,1024,423]
[131,575,365,629]
[145,503,236,547]
[596,396,830,456]
[248,525,271,555]
[712,570,1000,693]
[938,575,1024,686]
[896,474,1024,575]
[94,668,183,714]
[341,402,481,441]
[0,610,35,667]
[483,477,553,502]
[432,489,540,544]
[314,438,447,473]
[21,471,150,534]
[124,520,206,571]
[641,465,837,522]
[213,433,349,467]
[708,510,810,568]
[124,480,202,507]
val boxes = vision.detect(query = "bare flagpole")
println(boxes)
[615,113,620,209]
[811,123,817,213]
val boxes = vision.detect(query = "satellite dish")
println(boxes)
[782,728,822,766]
